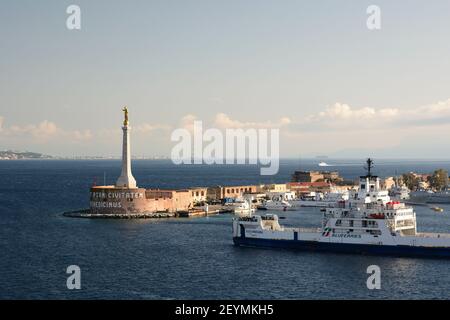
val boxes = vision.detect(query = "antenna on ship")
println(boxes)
[364,158,374,177]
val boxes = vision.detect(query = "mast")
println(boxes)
[364,158,374,177]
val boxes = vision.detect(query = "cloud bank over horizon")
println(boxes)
[2,98,450,158]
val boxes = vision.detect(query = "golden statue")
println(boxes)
[122,106,129,126]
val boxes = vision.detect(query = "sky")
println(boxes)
[1,0,450,158]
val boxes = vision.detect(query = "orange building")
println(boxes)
[287,182,331,196]
[207,185,258,200]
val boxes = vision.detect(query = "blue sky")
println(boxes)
[1,1,450,157]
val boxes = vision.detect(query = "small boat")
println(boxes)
[318,161,330,167]
[431,206,444,212]
[232,199,255,216]
[290,190,349,208]
[257,200,292,211]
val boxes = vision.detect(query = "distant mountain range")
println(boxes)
[0,150,53,160]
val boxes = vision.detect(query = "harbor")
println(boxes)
[3,151,450,299]
[65,109,450,220]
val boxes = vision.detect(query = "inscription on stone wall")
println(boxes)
[90,201,123,208]
[90,191,144,200]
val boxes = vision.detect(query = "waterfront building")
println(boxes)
[382,177,396,190]
[206,185,258,201]
[189,187,208,204]
[260,183,288,193]
[291,170,342,183]
[287,181,331,196]
[291,171,324,183]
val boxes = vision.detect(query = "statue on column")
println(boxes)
[122,106,129,126]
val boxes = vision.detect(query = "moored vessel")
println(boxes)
[290,189,349,208]
[257,199,292,211]
[232,199,255,216]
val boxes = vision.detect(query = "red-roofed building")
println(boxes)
[287,182,332,196]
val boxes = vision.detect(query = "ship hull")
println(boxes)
[233,237,450,259]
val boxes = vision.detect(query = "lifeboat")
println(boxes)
[369,213,385,219]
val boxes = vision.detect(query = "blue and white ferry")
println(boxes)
[233,159,450,258]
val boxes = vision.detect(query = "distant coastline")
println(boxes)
[0,150,170,160]
[0,150,52,160]
[3,150,450,162]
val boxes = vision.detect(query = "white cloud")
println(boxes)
[307,103,398,122]
[0,119,92,143]
[404,98,450,125]
[134,123,171,134]
[293,99,450,133]
[178,114,198,133]
[8,120,59,140]
[214,113,291,129]
[72,129,93,142]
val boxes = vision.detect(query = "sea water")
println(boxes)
[1,159,450,299]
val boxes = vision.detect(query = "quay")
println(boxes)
[63,204,233,219]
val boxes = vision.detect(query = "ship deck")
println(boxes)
[415,232,450,238]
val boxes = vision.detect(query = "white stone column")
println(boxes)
[116,125,137,188]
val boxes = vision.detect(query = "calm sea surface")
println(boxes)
[1,159,450,299]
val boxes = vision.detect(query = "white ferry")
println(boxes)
[290,189,349,208]
[233,159,450,258]
[389,185,410,201]
[257,199,292,211]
